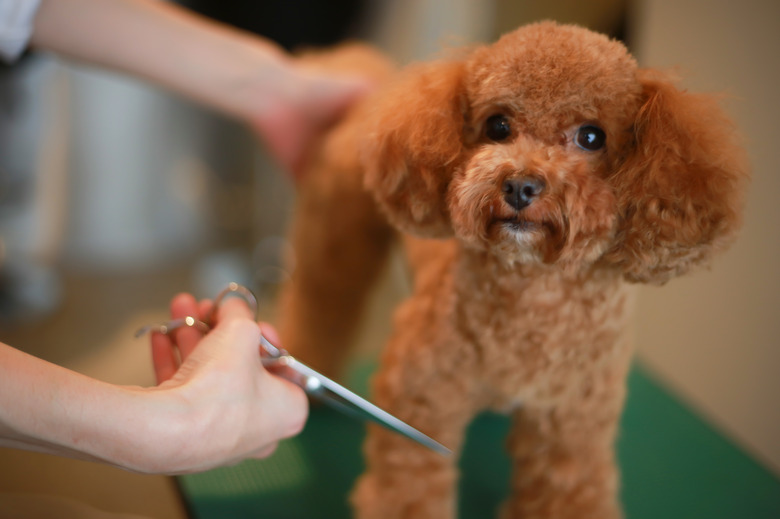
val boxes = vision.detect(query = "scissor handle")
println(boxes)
[207,282,259,326]
[137,283,260,334]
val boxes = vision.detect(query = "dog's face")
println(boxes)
[450,24,641,268]
[364,22,747,283]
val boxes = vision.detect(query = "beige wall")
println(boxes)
[629,0,780,473]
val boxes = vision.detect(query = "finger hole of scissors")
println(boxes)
[209,282,259,323]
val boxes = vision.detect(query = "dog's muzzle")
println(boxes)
[501,176,546,211]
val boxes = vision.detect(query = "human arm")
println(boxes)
[29,0,371,177]
[0,296,307,474]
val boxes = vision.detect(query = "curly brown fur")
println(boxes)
[277,22,748,519]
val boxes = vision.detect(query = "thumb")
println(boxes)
[213,295,256,325]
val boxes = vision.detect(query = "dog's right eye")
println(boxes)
[485,114,512,141]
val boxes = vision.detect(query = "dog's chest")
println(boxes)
[452,257,633,404]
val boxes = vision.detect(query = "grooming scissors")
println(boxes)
[136,282,451,456]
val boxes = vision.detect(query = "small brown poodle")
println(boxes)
[277,21,748,519]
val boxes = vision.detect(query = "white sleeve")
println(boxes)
[0,0,42,62]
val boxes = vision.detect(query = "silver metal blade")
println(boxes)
[269,355,451,457]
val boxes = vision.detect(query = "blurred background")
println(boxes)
[0,0,777,517]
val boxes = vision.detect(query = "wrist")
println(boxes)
[229,45,301,126]
[126,374,249,475]
[111,384,195,474]
[113,382,232,475]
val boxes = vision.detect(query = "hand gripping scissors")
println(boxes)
[136,282,451,457]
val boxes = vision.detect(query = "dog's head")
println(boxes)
[363,22,747,284]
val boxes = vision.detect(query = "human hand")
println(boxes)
[31,0,373,181]
[248,63,374,181]
[148,293,308,474]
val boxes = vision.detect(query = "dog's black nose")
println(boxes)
[502,177,545,210]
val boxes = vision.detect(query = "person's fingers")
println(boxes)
[170,293,204,360]
[197,299,213,323]
[150,331,179,384]
[258,322,281,345]
[256,323,309,437]
[256,322,301,382]
[251,69,375,180]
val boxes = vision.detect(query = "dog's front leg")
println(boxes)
[350,347,477,519]
[501,370,629,519]
[352,422,462,519]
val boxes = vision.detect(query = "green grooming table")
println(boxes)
[178,363,780,518]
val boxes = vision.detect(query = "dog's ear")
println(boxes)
[605,70,748,284]
[362,60,466,237]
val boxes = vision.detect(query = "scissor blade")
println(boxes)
[259,335,283,357]
[288,358,452,457]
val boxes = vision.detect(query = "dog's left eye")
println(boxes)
[575,125,607,151]
[485,114,512,141]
